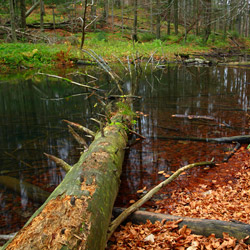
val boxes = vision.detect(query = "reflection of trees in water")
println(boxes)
[118,65,250,206]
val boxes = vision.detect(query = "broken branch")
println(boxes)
[36,73,101,91]
[68,125,88,150]
[63,119,95,137]
[107,160,214,239]
[44,153,71,172]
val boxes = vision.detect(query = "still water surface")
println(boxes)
[0,65,250,235]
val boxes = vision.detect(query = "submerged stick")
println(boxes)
[63,119,95,137]
[5,151,33,168]
[0,176,49,203]
[44,153,71,172]
[36,73,101,91]
[155,135,250,144]
[172,114,216,121]
[68,125,88,149]
[107,160,214,239]
[223,142,241,162]
[0,232,17,241]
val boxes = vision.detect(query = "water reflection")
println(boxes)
[117,65,250,205]
[0,65,250,235]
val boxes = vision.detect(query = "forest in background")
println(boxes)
[1,0,250,41]
[0,0,250,70]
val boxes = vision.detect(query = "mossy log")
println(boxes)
[2,114,129,250]
[113,208,250,244]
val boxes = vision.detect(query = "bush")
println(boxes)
[229,30,239,39]
[140,33,156,42]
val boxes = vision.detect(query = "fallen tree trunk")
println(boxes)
[112,208,250,244]
[2,113,129,250]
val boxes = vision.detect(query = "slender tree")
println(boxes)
[20,0,26,30]
[80,0,88,49]
[203,0,212,43]
[9,0,17,42]
[156,0,161,39]
[167,0,172,35]
[174,0,178,35]
[133,0,138,42]
[40,0,44,32]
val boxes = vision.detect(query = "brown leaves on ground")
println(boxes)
[109,146,250,249]
[108,220,250,249]
[155,151,250,224]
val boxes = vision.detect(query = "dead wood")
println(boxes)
[112,208,250,244]
[67,125,88,149]
[0,176,49,203]
[36,73,101,92]
[107,160,214,239]
[223,142,241,162]
[155,135,250,144]
[2,113,129,250]
[44,153,71,172]
[63,119,95,137]
[172,114,216,121]
[0,25,49,43]
[25,1,40,18]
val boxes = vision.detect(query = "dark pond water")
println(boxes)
[0,65,250,236]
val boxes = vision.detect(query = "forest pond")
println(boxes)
[1,65,250,236]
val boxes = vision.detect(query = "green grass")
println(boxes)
[0,43,77,69]
[0,30,241,70]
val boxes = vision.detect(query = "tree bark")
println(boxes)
[25,0,40,18]
[80,0,88,49]
[40,0,44,32]
[2,113,129,250]
[174,0,178,35]
[9,0,17,42]
[156,0,161,39]
[20,0,26,30]
[112,208,250,244]
[133,0,138,42]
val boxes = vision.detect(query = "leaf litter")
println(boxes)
[108,146,250,249]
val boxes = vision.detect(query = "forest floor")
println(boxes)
[108,146,250,249]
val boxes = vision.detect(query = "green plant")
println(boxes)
[94,31,108,42]
[229,30,239,39]
[116,101,135,118]
[140,33,156,42]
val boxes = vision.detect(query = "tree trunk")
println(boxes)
[20,0,26,30]
[167,0,171,35]
[113,208,250,244]
[133,0,138,42]
[174,0,178,35]
[80,0,88,49]
[203,0,211,43]
[9,0,17,42]
[2,113,129,250]
[25,0,40,18]
[40,0,44,32]
[156,0,161,39]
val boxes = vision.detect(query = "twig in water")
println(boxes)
[67,125,88,150]
[36,73,101,91]
[63,120,95,137]
[81,50,124,94]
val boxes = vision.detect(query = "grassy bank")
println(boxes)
[0,31,247,71]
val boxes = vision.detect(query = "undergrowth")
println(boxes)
[0,30,248,70]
